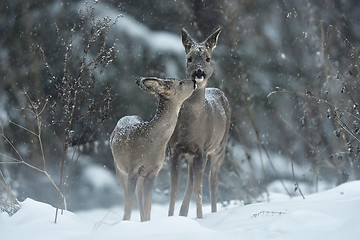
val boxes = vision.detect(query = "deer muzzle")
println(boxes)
[192,69,206,82]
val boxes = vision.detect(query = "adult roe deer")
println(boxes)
[168,28,231,219]
[110,77,197,221]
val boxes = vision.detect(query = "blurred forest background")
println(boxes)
[1,0,360,212]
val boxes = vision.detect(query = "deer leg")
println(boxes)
[193,153,206,219]
[179,156,194,217]
[209,164,219,213]
[210,150,226,213]
[116,169,131,217]
[142,175,156,221]
[136,177,145,221]
[169,153,181,216]
[123,174,137,221]
[116,169,127,201]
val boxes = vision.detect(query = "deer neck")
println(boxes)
[181,86,206,114]
[148,98,181,140]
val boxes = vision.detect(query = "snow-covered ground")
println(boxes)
[1,181,359,240]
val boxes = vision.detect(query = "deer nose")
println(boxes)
[192,69,206,80]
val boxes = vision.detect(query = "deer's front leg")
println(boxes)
[179,155,194,217]
[168,152,181,216]
[193,152,207,219]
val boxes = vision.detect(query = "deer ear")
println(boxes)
[181,28,195,54]
[136,77,163,95]
[204,27,221,51]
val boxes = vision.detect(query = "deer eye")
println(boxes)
[187,57,192,63]
[206,57,211,62]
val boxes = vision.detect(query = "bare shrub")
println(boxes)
[0,1,120,222]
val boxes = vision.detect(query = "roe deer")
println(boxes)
[168,28,231,219]
[110,77,197,221]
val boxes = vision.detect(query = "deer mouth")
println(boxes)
[192,69,206,82]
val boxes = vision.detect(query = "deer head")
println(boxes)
[182,28,221,88]
[136,77,197,101]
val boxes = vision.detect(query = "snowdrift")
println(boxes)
[1,181,359,240]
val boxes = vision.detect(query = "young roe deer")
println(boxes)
[110,77,197,221]
[168,28,231,219]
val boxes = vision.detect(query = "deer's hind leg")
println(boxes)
[123,174,137,221]
[136,177,145,221]
[208,154,221,213]
[142,175,156,221]
[115,168,128,207]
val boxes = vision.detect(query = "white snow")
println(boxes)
[1,181,359,240]
[110,115,144,144]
